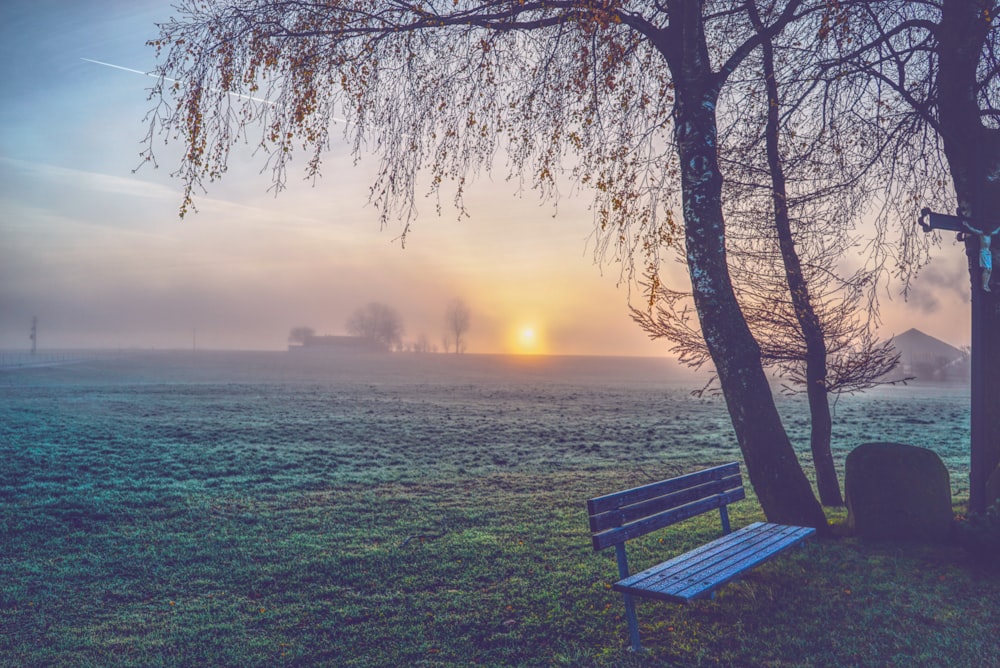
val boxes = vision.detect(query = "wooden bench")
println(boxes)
[586,462,815,651]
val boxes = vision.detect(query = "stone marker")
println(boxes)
[845,442,952,543]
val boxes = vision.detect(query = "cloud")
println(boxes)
[907,258,971,314]
[0,156,178,202]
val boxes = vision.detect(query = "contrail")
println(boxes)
[80,57,160,79]
[81,57,265,104]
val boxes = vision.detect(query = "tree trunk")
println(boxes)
[759,29,843,506]
[938,0,1000,514]
[663,4,827,530]
[806,376,841,505]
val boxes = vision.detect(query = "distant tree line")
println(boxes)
[346,302,404,350]
[289,298,471,354]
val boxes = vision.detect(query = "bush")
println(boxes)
[955,501,1000,569]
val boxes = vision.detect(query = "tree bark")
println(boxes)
[662,4,828,530]
[938,0,1000,514]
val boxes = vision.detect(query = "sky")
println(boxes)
[0,0,975,356]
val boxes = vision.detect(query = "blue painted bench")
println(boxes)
[586,462,816,651]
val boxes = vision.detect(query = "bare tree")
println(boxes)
[288,325,315,345]
[823,0,1000,512]
[444,298,471,354]
[636,6,909,507]
[413,333,433,353]
[346,303,404,351]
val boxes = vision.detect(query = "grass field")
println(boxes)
[1,355,996,666]
[3,466,998,667]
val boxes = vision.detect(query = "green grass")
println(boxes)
[2,466,998,667]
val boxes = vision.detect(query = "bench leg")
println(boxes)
[614,544,643,652]
[622,593,642,652]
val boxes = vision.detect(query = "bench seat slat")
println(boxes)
[654,524,814,601]
[613,521,772,586]
[612,522,815,603]
[617,523,812,599]
[613,521,775,590]
[625,522,807,588]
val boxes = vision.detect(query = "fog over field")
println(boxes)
[0,351,971,500]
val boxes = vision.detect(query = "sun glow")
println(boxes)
[509,323,545,355]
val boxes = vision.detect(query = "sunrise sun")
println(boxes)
[510,323,545,355]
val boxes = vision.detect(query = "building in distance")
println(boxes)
[288,335,390,354]
[887,328,969,382]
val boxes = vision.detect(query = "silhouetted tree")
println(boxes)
[288,325,315,345]
[445,298,471,354]
[825,0,1000,512]
[634,7,903,506]
[413,333,433,353]
[346,303,404,351]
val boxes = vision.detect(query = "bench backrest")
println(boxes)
[587,462,745,552]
